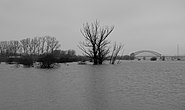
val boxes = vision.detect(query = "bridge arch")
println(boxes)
[130,50,162,57]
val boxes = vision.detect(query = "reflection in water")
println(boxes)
[85,65,109,110]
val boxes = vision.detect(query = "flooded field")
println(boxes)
[0,61,185,110]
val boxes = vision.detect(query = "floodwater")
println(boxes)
[0,61,185,110]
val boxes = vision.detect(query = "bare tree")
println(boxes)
[13,40,20,55]
[50,37,60,53]
[79,21,114,65]
[0,40,20,56]
[31,37,38,55]
[0,43,1,54]
[5,41,12,56]
[110,42,124,64]
[0,41,8,56]
[67,49,76,56]
[40,37,46,54]
[41,36,60,54]
[36,37,42,55]
[9,40,20,56]
[20,38,30,54]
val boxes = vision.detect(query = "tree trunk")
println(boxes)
[93,56,98,65]
[99,60,103,64]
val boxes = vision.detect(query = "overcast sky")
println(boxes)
[0,0,185,55]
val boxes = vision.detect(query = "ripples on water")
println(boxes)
[0,61,185,110]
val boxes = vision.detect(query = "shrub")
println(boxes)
[18,56,34,67]
[150,57,157,61]
[37,54,58,68]
[5,58,14,64]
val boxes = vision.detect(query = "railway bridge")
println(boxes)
[130,50,163,60]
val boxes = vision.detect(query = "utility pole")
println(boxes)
[177,44,179,56]
[177,44,179,60]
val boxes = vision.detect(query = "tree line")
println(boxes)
[0,36,88,68]
[0,36,60,56]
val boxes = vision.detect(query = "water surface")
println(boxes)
[0,61,185,110]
